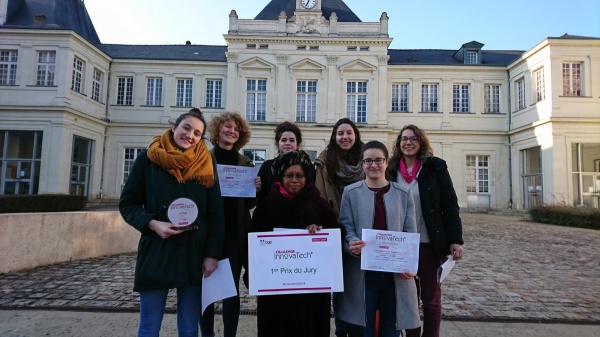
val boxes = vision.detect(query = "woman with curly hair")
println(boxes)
[201,112,260,337]
[387,124,464,337]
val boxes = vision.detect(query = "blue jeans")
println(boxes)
[138,285,201,337]
[358,271,400,337]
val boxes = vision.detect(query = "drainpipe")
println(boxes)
[98,60,112,200]
[507,69,513,209]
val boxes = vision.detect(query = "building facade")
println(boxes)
[1,0,599,210]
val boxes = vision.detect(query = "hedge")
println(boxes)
[0,194,87,213]
[530,205,600,230]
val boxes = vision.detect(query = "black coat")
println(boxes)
[389,156,464,259]
[249,181,340,337]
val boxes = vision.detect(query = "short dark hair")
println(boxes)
[274,121,302,145]
[362,140,389,160]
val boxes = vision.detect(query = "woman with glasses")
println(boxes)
[249,150,341,337]
[388,125,464,337]
[337,140,420,337]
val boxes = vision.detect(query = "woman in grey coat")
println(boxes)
[337,141,420,337]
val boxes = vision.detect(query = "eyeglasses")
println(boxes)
[283,172,306,180]
[400,136,419,144]
[362,158,387,166]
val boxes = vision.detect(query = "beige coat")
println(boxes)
[314,150,343,219]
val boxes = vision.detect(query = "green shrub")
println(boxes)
[0,194,87,213]
[530,205,600,230]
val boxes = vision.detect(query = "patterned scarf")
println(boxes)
[400,158,421,184]
[147,129,214,187]
[336,160,365,186]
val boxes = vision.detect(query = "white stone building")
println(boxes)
[0,0,599,210]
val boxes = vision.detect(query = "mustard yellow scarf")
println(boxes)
[147,129,214,187]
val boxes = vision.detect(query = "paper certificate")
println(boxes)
[437,255,455,284]
[360,229,420,274]
[248,229,344,296]
[216,164,258,198]
[201,259,237,314]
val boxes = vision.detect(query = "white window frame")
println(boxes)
[246,79,267,121]
[346,81,368,123]
[391,83,409,112]
[146,77,163,106]
[296,80,317,122]
[243,149,266,170]
[71,57,84,93]
[36,51,55,86]
[116,76,134,105]
[421,84,439,112]
[484,84,500,113]
[562,62,582,96]
[176,78,193,107]
[466,51,478,64]
[91,68,102,102]
[466,155,490,194]
[205,79,223,108]
[516,78,526,110]
[0,50,18,85]
[122,147,145,189]
[452,84,470,112]
[534,67,545,102]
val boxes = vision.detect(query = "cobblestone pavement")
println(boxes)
[1,213,599,323]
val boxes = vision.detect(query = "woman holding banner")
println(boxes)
[249,150,340,337]
[119,108,225,337]
[337,140,420,337]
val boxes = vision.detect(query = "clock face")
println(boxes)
[302,0,316,9]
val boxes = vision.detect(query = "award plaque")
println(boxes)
[167,198,199,230]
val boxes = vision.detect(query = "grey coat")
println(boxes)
[337,181,421,330]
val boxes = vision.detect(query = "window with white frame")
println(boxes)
[117,76,133,105]
[466,51,478,64]
[516,78,526,110]
[452,84,470,112]
[484,84,500,113]
[0,50,18,85]
[91,68,102,102]
[391,83,409,112]
[146,77,163,106]
[122,147,145,188]
[562,62,582,96]
[36,51,55,86]
[243,149,266,170]
[205,79,222,108]
[534,67,545,102]
[176,79,193,107]
[296,80,317,122]
[70,136,93,196]
[246,79,267,121]
[466,155,489,193]
[421,84,439,112]
[71,57,84,93]
[346,81,367,123]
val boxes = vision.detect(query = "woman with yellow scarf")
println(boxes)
[120,108,225,337]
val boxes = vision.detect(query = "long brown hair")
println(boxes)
[391,124,433,161]
[324,118,363,184]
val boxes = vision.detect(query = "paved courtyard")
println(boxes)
[1,213,599,323]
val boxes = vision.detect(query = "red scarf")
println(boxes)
[275,182,295,199]
[400,159,421,183]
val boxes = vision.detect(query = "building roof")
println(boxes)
[255,0,361,22]
[98,44,228,62]
[3,0,100,44]
[387,49,523,66]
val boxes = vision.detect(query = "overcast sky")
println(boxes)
[85,0,600,51]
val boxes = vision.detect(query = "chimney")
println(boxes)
[33,14,47,26]
[186,40,191,45]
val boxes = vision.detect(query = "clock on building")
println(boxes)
[302,0,316,9]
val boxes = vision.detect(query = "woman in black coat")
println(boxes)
[250,150,341,337]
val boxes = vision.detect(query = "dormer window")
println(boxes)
[466,51,478,64]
